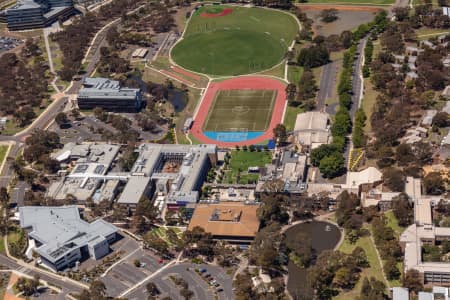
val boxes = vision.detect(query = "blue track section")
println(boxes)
[204,131,264,142]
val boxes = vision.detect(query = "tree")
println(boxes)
[234,271,256,299]
[257,195,289,226]
[392,193,413,227]
[285,83,297,102]
[71,108,80,119]
[297,69,318,102]
[310,144,340,166]
[54,112,69,126]
[423,172,445,195]
[16,274,40,296]
[393,7,410,21]
[384,258,400,280]
[352,246,369,268]
[333,267,356,289]
[14,106,36,127]
[93,107,108,122]
[298,44,329,68]
[403,269,423,294]
[320,9,339,23]
[0,187,9,207]
[383,168,405,192]
[395,143,415,166]
[134,259,141,267]
[340,31,353,49]
[273,124,287,145]
[146,282,160,296]
[319,152,345,178]
[432,112,448,128]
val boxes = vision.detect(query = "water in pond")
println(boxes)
[284,221,342,299]
[168,90,187,112]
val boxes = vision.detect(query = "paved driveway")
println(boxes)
[125,262,234,300]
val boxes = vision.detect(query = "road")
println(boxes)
[344,37,368,171]
[316,60,339,112]
[0,254,85,298]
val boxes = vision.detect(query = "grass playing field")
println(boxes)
[203,89,277,132]
[171,5,298,76]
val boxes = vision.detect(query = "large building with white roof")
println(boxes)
[19,206,118,271]
[294,111,330,150]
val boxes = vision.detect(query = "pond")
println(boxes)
[168,90,187,113]
[284,221,342,299]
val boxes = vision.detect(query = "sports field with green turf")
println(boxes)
[171,5,299,76]
[203,89,277,132]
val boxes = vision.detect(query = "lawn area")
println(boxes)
[383,210,405,287]
[203,89,276,132]
[0,145,8,168]
[362,79,378,133]
[415,28,450,39]
[257,61,286,79]
[7,230,22,245]
[172,5,299,76]
[0,237,5,254]
[335,226,386,300]
[283,105,304,131]
[384,210,405,238]
[287,65,303,84]
[224,150,272,184]
[312,66,323,88]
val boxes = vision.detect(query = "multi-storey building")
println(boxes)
[2,0,74,31]
[77,77,143,112]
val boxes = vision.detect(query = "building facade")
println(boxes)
[3,0,74,31]
[77,77,142,112]
[19,206,118,271]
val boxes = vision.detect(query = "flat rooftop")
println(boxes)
[19,206,117,263]
[188,202,260,238]
[294,111,328,132]
[78,77,140,99]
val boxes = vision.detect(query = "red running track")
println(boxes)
[171,66,202,81]
[191,76,287,147]
[200,8,233,18]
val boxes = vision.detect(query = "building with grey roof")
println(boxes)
[2,0,74,31]
[118,144,217,209]
[401,177,450,285]
[117,176,151,206]
[77,78,142,112]
[294,111,330,150]
[47,143,121,202]
[392,287,409,300]
[19,206,118,272]
[256,149,306,194]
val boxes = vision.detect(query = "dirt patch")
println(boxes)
[4,272,20,300]
[303,8,378,36]
[297,4,383,12]
[160,69,194,86]
[200,8,233,18]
